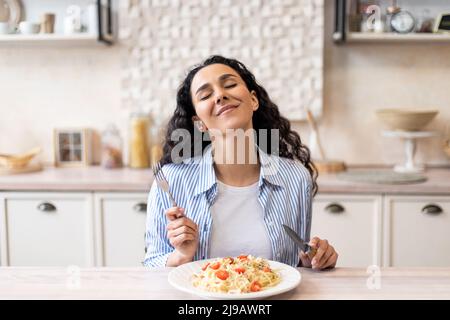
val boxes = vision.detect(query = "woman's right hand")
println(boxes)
[166,207,199,262]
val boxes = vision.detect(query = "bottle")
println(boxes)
[129,112,151,169]
[101,124,123,169]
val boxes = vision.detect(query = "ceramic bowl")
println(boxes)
[376,108,439,131]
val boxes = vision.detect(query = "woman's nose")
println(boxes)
[215,91,228,104]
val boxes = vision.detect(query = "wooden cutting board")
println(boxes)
[0,163,43,175]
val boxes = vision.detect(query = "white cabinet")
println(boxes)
[311,194,382,267]
[94,193,148,267]
[383,195,450,267]
[0,192,94,267]
[1,188,448,268]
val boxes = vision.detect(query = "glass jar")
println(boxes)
[150,120,164,166]
[129,112,151,169]
[101,124,123,169]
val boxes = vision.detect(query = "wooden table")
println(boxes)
[1,267,449,299]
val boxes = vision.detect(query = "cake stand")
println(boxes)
[382,130,436,173]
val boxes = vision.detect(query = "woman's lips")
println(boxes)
[216,104,239,116]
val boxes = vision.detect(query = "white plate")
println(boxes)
[0,0,22,27]
[168,259,301,300]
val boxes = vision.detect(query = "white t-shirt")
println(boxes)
[209,180,273,259]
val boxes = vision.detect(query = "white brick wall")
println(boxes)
[120,0,324,121]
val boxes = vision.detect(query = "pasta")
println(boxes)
[192,255,281,293]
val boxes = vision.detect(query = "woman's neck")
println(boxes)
[211,129,260,187]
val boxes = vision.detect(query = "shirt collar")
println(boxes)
[192,144,284,197]
[257,147,284,189]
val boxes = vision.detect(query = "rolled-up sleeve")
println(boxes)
[143,181,172,267]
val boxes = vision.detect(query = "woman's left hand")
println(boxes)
[299,237,338,270]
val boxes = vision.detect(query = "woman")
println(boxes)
[144,55,338,270]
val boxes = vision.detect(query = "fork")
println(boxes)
[152,162,177,207]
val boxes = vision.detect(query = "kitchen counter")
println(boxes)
[0,166,153,191]
[317,167,450,195]
[0,166,449,194]
[1,267,449,299]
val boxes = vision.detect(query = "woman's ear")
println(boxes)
[192,116,207,132]
[250,90,259,111]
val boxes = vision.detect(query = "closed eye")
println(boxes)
[198,83,236,101]
[200,93,212,101]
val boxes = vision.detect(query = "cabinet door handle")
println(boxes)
[37,202,56,212]
[325,203,345,214]
[421,204,443,215]
[133,202,147,213]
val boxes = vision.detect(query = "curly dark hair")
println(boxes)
[160,55,318,195]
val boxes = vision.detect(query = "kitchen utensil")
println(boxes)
[152,161,177,207]
[376,108,439,131]
[282,224,317,257]
[0,147,41,169]
[305,108,346,174]
[306,109,326,161]
[382,130,436,173]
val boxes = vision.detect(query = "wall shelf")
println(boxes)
[0,0,114,47]
[347,32,450,43]
[0,33,102,46]
[334,0,450,44]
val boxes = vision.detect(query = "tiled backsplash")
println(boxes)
[0,1,449,166]
[119,0,324,120]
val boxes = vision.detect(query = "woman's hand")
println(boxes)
[165,207,199,265]
[299,237,338,270]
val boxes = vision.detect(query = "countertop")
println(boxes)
[0,166,153,192]
[0,166,449,194]
[1,267,449,299]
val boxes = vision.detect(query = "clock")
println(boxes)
[390,10,416,33]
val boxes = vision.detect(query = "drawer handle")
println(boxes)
[37,202,56,212]
[325,203,345,214]
[422,204,443,215]
[133,202,147,213]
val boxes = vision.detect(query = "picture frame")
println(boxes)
[434,13,450,33]
[53,128,93,167]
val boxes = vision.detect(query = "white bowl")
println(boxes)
[19,21,40,35]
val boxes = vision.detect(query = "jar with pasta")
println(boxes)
[128,112,151,169]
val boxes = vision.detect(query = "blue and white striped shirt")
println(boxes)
[143,145,313,267]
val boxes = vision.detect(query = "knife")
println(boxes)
[282,224,317,257]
